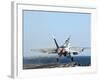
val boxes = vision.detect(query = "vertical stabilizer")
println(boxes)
[52,35,59,48]
[63,35,71,47]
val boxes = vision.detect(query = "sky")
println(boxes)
[23,10,91,58]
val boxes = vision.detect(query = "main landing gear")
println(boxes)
[71,57,74,62]
[56,56,74,62]
[56,58,59,62]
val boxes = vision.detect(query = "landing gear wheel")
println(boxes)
[64,53,66,56]
[71,57,73,62]
[56,58,59,62]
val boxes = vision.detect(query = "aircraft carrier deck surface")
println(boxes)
[23,62,89,69]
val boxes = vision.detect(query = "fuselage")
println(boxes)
[57,46,70,57]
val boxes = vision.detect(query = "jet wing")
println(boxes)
[69,47,90,53]
[30,48,57,53]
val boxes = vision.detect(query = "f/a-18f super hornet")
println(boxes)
[30,35,90,62]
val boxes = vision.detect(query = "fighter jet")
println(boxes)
[30,35,90,62]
